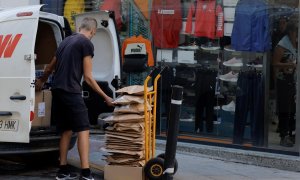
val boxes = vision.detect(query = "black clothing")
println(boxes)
[52,89,90,133]
[52,33,94,94]
[194,69,217,133]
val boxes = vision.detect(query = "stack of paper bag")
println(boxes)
[102,85,151,167]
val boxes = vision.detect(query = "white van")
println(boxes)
[0,5,121,154]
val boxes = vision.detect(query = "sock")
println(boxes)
[81,168,91,177]
[59,165,69,174]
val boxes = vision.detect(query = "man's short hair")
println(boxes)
[79,17,98,31]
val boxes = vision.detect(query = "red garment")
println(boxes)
[194,0,216,39]
[100,0,122,30]
[216,4,224,38]
[150,0,182,48]
[185,2,195,34]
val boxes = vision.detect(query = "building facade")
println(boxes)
[34,0,300,155]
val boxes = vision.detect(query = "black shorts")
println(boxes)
[51,89,90,133]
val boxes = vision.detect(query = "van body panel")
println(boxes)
[0,5,41,143]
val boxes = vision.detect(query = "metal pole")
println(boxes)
[163,85,183,180]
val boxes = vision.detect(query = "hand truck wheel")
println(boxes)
[144,157,164,180]
[157,153,178,174]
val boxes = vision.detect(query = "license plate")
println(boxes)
[0,119,19,131]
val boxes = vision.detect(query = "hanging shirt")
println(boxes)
[100,0,122,31]
[185,2,195,34]
[186,0,224,38]
[150,0,182,48]
[194,0,216,39]
[231,0,271,52]
[215,4,224,38]
[121,35,155,66]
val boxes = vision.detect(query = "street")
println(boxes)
[1,134,300,180]
[0,152,103,179]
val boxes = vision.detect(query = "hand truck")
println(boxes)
[143,66,183,180]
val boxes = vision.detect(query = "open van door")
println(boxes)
[74,11,122,125]
[0,5,41,143]
[75,11,121,95]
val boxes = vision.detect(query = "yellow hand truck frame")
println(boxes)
[143,67,161,162]
[143,67,179,180]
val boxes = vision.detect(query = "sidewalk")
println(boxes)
[67,134,300,180]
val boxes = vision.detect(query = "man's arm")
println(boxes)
[83,55,114,106]
[35,56,57,91]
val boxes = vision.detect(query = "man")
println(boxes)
[272,20,298,147]
[36,17,113,180]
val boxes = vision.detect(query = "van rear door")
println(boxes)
[0,6,41,143]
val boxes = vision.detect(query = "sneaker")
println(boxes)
[246,58,263,68]
[219,71,238,82]
[178,41,199,50]
[222,101,236,112]
[280,136,294,147]
[56,172,78,180]
[201,42,220,51]
[178,45,199,50]
[80,174,94,180]
[224,45,236,52]
[223,57,243,67]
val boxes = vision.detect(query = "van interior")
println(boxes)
[35,21,58,66]
[32,20,60,128]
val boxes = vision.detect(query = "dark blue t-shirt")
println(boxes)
[52,33,94,93]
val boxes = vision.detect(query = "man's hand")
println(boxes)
[35,79,44,91]
[104,96,114,107]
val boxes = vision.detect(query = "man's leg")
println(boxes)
[77,130,90,169]
[59,130,73,165]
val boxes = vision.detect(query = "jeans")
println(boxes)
[233,72,264,146]
[276,73,296,138]
[194,69,217,132]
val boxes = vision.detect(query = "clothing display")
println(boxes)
[194,68,218,133]
[185,0,224,39]
[233,71,264,146]
[150,0,182,48]
[231,0,271,52]
[121,35,154,67]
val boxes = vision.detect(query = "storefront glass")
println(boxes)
[41,0,300,154]
[143,0,300,154]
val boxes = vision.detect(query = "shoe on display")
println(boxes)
[223,57,243,67]
[219,71,238,82]
[246,58,263,68]
[224,45,236,52]
[222,101,236,112]
[178,41,199,50]
[179,45,199,50]
[280,136,294,147]
[200,42,220,51]
[180,109,194,122]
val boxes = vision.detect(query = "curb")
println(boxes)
[156,140,300,172]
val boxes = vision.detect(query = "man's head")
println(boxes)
[79,17,98,39]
